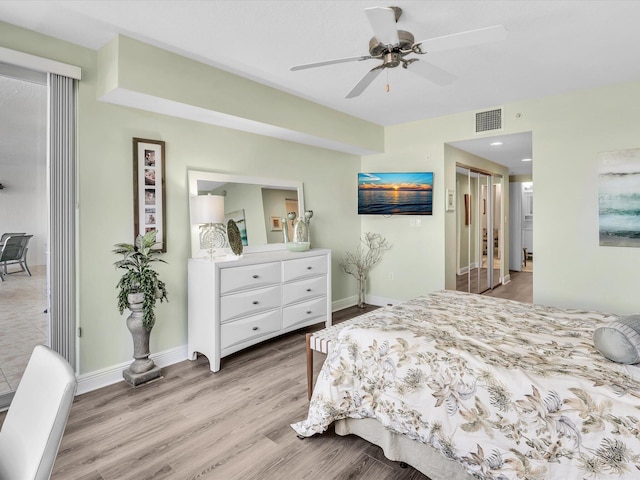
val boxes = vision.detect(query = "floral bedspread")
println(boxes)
[291,290,640,480]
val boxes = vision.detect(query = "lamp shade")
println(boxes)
[191,194,225,225]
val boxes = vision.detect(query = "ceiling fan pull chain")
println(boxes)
[386,69,390,93]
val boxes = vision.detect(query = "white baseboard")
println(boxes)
[503,274,511,284]
[76,345,188,395]
[366,295,403,307]
[77,297,403,395]
[332,295,357,312]
[457,262,482,275]
[333,295,403,311]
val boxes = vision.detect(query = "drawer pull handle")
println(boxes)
[252,326,259,331]
[252,274,259,279]
[306,266,312,270]
[306,310,312,315]
[252,300,259,305]
[306,288,312,292]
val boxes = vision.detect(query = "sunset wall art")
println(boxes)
[358,172,433,215]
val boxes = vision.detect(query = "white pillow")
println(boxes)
[594,315,640,364]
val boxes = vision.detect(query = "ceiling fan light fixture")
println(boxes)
[383,52,401,68]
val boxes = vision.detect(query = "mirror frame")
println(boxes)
[188,169,305,257]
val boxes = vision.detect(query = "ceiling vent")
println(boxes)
[475,108,503,133]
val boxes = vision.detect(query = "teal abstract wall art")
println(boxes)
[599,148,640,247]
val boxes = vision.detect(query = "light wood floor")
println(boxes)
[0,280,532,480]
[485,270,533,304]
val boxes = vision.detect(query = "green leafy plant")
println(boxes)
[113,230,168,331]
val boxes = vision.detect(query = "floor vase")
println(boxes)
[123,293,161,386]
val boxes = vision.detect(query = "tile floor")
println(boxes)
[0,264,47,395]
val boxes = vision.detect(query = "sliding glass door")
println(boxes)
[0,63,77,410]
[0,66,48,407]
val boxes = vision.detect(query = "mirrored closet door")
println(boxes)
[456,165,503,294]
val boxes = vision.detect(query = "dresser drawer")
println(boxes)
[220,261,281,294]
[282,276,327,306]
[220,309,282,351]
[282,296,327,330]
[220,285,281,322]
[283,255,327,282]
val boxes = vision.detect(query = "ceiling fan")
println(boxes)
[290,6,507,99]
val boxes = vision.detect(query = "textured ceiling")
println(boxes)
[2,1,639,173]
[0,76,46,169]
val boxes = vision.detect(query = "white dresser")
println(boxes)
[188,248,332,372]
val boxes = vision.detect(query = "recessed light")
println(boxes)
[521,158,532,162]
[490,141,503,146]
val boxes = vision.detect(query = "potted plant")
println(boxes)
[113,230,168,386]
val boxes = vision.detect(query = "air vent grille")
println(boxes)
[475,108,502,132]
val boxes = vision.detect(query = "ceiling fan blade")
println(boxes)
[346,65,385,99]
[290,55,373,71]
[365,7,399,46]
[416,25,508,53]
[407,60,457,86]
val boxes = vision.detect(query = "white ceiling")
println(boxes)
[449,131,533,176]
[0,75,47,169]
[2,0,640,174]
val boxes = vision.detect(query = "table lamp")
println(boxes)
[192,194,225,260]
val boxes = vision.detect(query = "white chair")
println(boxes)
[0,345,77,480]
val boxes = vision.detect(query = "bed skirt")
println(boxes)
[334,418,473,480]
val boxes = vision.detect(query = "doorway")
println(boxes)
[0,66,48,405]
[456,165,503,294]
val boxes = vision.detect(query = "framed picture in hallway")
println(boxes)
[464,193,471,225]
[133,138,166,252]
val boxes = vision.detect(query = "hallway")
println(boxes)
[483,270,532,303]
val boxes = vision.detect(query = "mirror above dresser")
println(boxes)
[187,170,305,258]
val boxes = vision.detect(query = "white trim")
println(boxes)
[76,293,407,395]
[99,88,377,156]
[332,296,357,312]
[77,294,406,395]
[367,295,404,307]
[76,345,187,395]
[0,46,81,80]
[333,294,404,311]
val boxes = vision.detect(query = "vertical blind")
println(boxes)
[48,73,77,369]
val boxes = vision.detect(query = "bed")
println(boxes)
[292,290,640,480]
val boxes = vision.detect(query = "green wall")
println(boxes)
[4,19,640,381]
[1,22,364,375]
[363,81,640,314]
